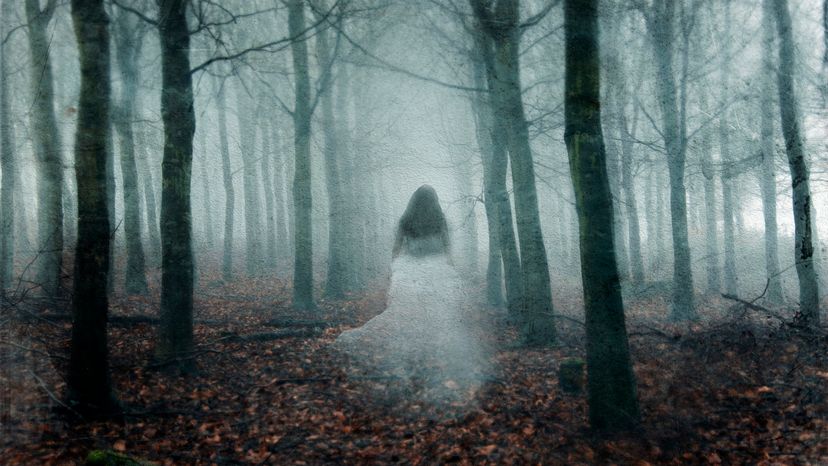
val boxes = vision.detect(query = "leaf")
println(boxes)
[477,444,497,456]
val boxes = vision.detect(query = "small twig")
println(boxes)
[0,340,69,361]
[27,369,84,420]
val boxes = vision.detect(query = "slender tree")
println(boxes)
[770,0,820,324]
[642,1,696,320]
[760,2,784,303]
[155,0,196,370]
[235,78,264,277]
[314,9,347,299]
[470,25,518,309]
[288,0,315,310]
[26,0,64,297]
[112,10,149,295]
[260,116,278,268]
[564,0,639,431]
[216,78,235,282]
[470,0,556,345]
[67,0,117,415]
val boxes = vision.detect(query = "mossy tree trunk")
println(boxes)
[770,0,821,325]
[0,0,15,292]
[564,0,639,432]
[155,0,196,371]
[68,0,118,415]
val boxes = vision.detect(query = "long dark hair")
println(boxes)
[392,185,449,258]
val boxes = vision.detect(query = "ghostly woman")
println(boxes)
[336,185,487,405]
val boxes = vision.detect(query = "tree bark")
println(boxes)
[155,0,196,371]
[718,2,738,297]
[260,117,277,269]
[270,122,289,268]
[217,79,235,282]
[314,17,346,299]
[288,0,314,310]
[646,1,695,319]
[474,15,524,315]
[113,13,149,295]
[135,126,161,263]
[759,22,784,302]
[699,92,720,293]
[470,49,504,306]
[235,81,264,277]
[26,0,63,297]
[68,0,117,415]
[618,100,644,285]
[770,0,820,324]
[199,128,214,250]
[564,0,639,431]
[0,0,15,291]
[470,0,555,345]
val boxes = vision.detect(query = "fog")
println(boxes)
[3,0,828,460]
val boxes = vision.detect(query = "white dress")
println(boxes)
[335,239,488,405]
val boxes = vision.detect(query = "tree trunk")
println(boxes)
[0,0,15,292]
[26,0,63,297]
[217,80,235,282]
[260,118,277,269]
[470,0,555,345]
[67,0,117,415]
[113,14,148,295]
[718,3,738,297]
[618,102,644,285]
[699,92,720,293]
[314,20,346,299]
[759,34,784,302]
[605,127,629,281]
[470,51,504,306]
[771,0,820,324]
[471,16,523,315]
[334,61,360,291]
[105,118,116,295]
[564,0,639,431]
[199,128,214,251]
[288,0,314,310]
[235,82,264,277]
[155,0,196,371]
[720,131,738,297]
[135,126,161,264]
[270,122,289,268]
[647,1,695,319]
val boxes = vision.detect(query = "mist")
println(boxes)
[3,0,828,463]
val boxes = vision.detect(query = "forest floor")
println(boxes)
[2,271,828,465]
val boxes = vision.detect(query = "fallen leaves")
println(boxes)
[2,280,828,465]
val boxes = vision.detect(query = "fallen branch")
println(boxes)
[263,318,333,328]
[35,313,226,326]
[221,328,322,342]
[721,294,789,323]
